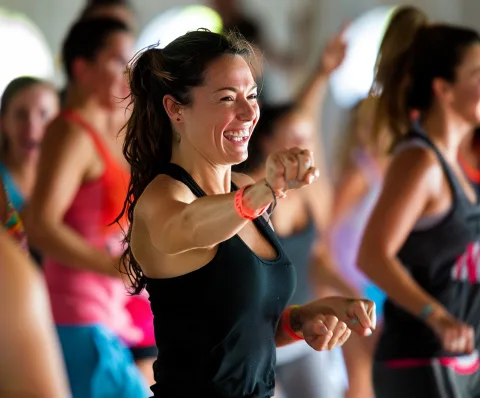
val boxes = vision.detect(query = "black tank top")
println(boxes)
[146,164,295,398]
[276,217,317,306]
[376,129,480,361]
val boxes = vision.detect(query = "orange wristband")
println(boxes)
[281,305,304,341]
[234,185,270,220]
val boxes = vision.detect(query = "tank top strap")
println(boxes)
[160,164,208,197]
[406,129,466,204]
[60,109,113,167]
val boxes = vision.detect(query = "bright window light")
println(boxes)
[0,7,54,97]
[136,5,223,52]
[329,6,396,108]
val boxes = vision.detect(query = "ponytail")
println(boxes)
[115,48,175,293]
[371,6,428,149]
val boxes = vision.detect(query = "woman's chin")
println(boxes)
[228,152,248,167]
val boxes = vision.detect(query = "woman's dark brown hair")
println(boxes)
[116,29,257,293]
[371,6,480,148]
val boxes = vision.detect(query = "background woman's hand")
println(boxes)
[318,23,349,75]
[265,147,319,195]
[425,309,475,354]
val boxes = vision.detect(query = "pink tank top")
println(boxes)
[43,110,141,345]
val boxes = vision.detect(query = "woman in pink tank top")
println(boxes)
[24,17,150,398]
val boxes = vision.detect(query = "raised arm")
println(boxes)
[0,232,70,398]
[136,175,274,255]
[134,148,318,256]
[294,25,348,168]
[24,119,119,276]
[295,25,347,118]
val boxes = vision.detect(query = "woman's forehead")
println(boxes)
[203,55,256,90]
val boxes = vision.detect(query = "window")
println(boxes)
[136,5,223,51]
[0,7,54,96]
[329,6,396,108]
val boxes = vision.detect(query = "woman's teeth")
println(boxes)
[224,130,249,142]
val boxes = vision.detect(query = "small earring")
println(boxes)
[174,132,181,143]
[177,118,181,121]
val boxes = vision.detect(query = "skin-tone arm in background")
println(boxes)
[0,231,70,398]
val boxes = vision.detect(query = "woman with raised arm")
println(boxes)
[117,29,375,398]
[0,231,69,398]
[358,6,480,397]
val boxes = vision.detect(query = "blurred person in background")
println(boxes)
[0,77,59,262]
[77,0,157,383]
[359,6,480,397]
[0,77,59,213]
[329,96,389,398]
[59,0,137,131]
[234,27,358,398]
[80,0,137,32]
[25,17,150,398]
[209,0,261,46]
[0,230,70,398]
[1,168,27,251]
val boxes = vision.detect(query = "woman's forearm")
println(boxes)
[156,180,274,254]
[25,218,119,276]
[358,253,443,317]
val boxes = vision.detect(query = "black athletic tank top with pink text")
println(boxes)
[146,164,295,398]
[376,128,480,361]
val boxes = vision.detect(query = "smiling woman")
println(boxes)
[115,29,376,398]
[0,77,59,212]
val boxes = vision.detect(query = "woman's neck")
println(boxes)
[421,110,471,162]
[64,86,110,135]
[2,150,36,195]
[170,147,232,195]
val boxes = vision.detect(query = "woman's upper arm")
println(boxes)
[133,176,192,255]
[27,120,91,226]
[134,172,258,256]
[360,148,439,261]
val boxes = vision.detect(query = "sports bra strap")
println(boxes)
[60,109,113,167]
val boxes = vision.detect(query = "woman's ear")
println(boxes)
[163,95,184,124]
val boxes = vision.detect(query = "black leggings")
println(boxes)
[374,362,480,398]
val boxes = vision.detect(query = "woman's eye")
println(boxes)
[248,94,258,100]
[221,96,234,102]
